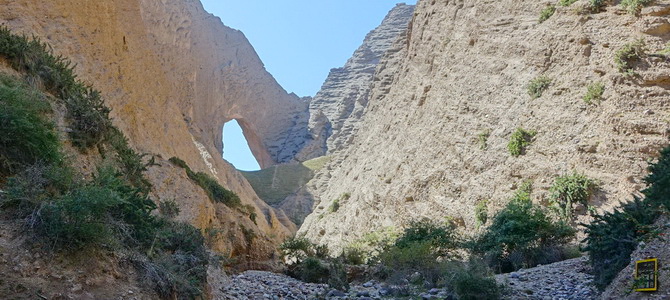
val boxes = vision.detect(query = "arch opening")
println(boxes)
[222,119,261,171]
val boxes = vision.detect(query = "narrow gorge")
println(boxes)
[1,0,670,299]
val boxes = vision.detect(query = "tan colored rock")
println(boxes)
[299,0,670,253]
[0,0,302,262]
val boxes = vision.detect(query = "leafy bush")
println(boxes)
[584,146,670,289]
[539,6,556,23]
[0,74,60,176]
[470,184,575,273]
[615,39,646,75]
[558,0,578,6]
[507,128,536,157]
[394,219,460,257]
[169,157,241,209]
[341,246,366,265]
[378,240,448,286]
[279,236,320,263]
[345,227,399,264]
[527,75,552,99]
[583,82,605,104]
[620,0,653,14]
[475,200,489,227]
[295,257,329,283]
[549,173,597,221]
[449,262,501,300]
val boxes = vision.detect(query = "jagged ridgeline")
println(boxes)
[0,27,209,299]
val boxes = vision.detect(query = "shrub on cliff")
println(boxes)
[169,157,242,209]
[470,183,575,272]
[507,128,536,157]
[538,6,556,23]
[583,82,605,104]
[527,75,551,99]
[615,39,646,75]
[549,173,597,221]
[584,146,670,289]
[0,74,60,176]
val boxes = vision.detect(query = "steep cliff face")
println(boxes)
[0,0,304,263]
[297,4,415,160]
[300,0,670,252]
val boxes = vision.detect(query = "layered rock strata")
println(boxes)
[297,3,415,160]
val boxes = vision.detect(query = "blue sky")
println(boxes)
[203,0,416,170]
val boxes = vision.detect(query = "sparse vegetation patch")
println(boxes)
[620,0,653,14]
[539,6,556,23]
[615,39,646,75]
[507,128,537,157]
[583,82,605,104]
[527,75,552,99]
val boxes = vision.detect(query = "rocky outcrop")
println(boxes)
[299,0,670,252]
[0,0,303,263]
[297,3,415,160]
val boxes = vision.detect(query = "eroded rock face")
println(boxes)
[0,0,302,263]
[299,0,670,253]
[297,3,415,160]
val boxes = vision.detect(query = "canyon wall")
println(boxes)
[299,0,670,252]
[297,4,415,161]
[0,0,306,264]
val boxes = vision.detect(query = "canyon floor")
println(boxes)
[218,256,599,300]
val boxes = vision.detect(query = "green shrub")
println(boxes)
[329,198,340,213]
[159,199,180,219]
[0,74,60,175]
[449,262,501,300]
[471,184,575,272]
[279,236,318,263]
[345,227,399,263]
[477,130,490,150]
[539,6,556,23]
[558,0,578,6]
[169,157,241,209]
[549,173,597,221]
[394,219,460,257]
[507,128,536,157]
[583,82,605,104]
[296,257,330,283]
[584,146,670,289]
[620,0,653,14]
[33,185,121,250]
[615,39,646,75]
[106,128,152,193]
[341,246,366,265]
[527,75,552,99]
[475,200,489,227]
[327,258,350,291]
[378,240,449,286]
